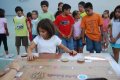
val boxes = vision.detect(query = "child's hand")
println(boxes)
[99,35,103,41]
[67,35,71,39]
[75,36,80,40]
[6,32,9,36]
[62,34,67,39]
[82,39,86,45]
[110,37,116,43]
[67,34,71,39]
[74,37,77,40]
[27,54,37,61]
[69,50,77,56]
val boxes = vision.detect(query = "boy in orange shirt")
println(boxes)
[81,2,103,53]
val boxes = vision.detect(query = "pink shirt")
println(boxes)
[102,18,110,32]
[0,18,7,34]
[73,19,81,38]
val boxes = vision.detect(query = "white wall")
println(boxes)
[0,0,120,15]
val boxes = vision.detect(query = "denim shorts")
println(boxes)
[60,37,74,53]
[74,38,83,49]
[86,36,102,53]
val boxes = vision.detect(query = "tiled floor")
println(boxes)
[0,16,120,70]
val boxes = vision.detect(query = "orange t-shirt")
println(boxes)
[81,13,103,41]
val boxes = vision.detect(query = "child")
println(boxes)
[0,8,13,58]
[81,2,103,53]
[78,1,87,18]
[27,19,77,61]
[102,10,110,51]
[27,12,32,42]
[31,10,39,40]
[39,0,55,21]
[54,2,64,38]
[54,4,74,52]
[110,5,120,63]
[55,2,64,18]
[72,10,83,53]
[13,6,29,55]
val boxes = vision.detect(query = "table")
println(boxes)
[1,53,120,80]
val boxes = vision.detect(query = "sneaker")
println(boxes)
[102,48,105,52]
[5,54,14,58]
[104,48,108,52]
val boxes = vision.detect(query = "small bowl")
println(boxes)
[61,58,69,62]
[77,58,85,63]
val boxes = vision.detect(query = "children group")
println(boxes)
[0,1,120,63]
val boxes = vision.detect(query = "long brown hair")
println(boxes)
[37,19,56,38]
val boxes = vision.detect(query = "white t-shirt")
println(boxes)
[16,16,24,19]
[0,18,7,34]
[33,35,62,53]
[73,19,82,38]
[111,19,120,44]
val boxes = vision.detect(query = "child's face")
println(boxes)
[17,11,23,17]
[41,5,48,12]
[76,12,80,19]
[32,12,38,19]
[39,27,48,39]
[58,4,63,11]
[85,8,93,16]
[64,9,71,15]
[78,5,84,12]
[115,8,120,18]
[103,12,109,18]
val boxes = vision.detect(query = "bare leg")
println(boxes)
[74,48,78,53]
[5,51,8,55]
[112,48,120,63]
[25,46,28,53]
[16,46,20,55]
[105,43,109,49]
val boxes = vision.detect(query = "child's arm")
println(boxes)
[81,17,86,45]
[108,21,112,36]
[26,20,31,32]
[109,23,116,43]
[115,32,120,41]
[27,41,37,61]
[0,63,20,80]
[81,28,86,45]
[58,44,77,55]
[4,23,9,36]
[68,25,73,39]
[109,23,113,38]
[100,25,103,41]
[51,14,55,22]
[68,16,74,39]
[0,69,17,80]
[55,26,67,38]
[26,18,31,32]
